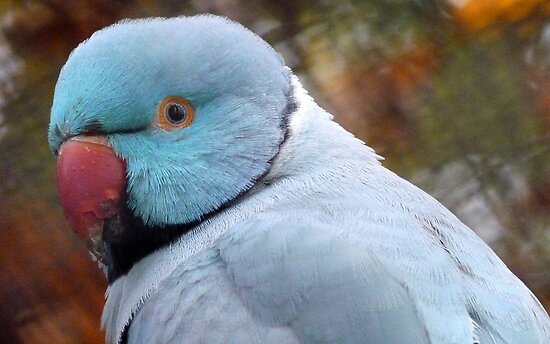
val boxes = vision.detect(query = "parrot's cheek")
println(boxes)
[56,135,126,264]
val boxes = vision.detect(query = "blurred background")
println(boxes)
[0,0,549,343]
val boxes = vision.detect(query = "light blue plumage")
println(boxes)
[48,15,550,344]
[50,16,291,226]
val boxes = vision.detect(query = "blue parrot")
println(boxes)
[48,15,550,344]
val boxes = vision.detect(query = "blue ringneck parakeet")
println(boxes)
[48,15,550,344]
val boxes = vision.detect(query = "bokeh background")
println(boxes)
[0,0,549,343]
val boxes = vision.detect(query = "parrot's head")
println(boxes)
[48,15,294,280]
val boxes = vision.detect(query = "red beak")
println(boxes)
[56,135,126,263]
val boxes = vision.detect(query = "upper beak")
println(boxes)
[56,135,126,265]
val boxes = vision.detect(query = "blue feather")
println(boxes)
[49,15,293,226]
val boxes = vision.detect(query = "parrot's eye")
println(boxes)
[156,96,194,130]
[167,103,186,124]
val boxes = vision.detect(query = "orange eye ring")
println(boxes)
[156,96,195,131]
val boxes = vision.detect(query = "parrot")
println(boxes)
[48,15,550,344]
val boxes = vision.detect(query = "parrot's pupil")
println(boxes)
[166,103,186,124]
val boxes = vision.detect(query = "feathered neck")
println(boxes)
[263,76,381,183]
[101,75,380,344]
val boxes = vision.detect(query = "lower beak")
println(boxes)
[86,223,111,266]
[56,135,126,265]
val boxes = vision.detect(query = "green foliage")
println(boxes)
[416,36,546,173]
[0,56,60,206]
[418,39,540,165]
[297,0,451,64]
